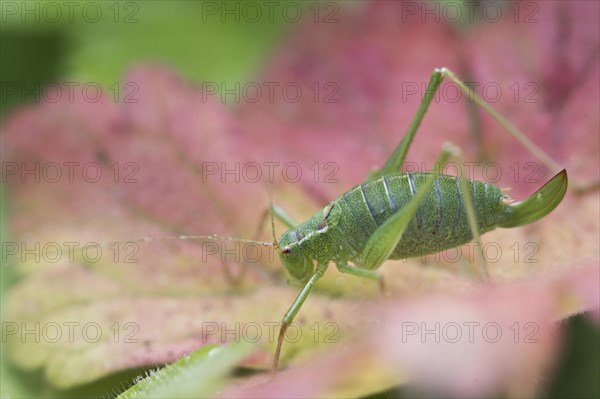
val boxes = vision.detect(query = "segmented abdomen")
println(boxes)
[331,173,506,263]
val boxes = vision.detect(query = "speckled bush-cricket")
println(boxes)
[111,67,569,374]
[262,67,567,373]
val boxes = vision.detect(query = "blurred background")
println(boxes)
[1,1,598,398]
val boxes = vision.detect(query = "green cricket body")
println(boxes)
[267,68,570,373]
[277,170,567,281]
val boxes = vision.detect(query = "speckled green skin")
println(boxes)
[277,172,509,278]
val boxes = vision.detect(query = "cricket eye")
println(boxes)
[282,246,292,255]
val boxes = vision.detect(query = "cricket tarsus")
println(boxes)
[271,322,288,378]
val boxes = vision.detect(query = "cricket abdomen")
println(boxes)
[329,173,507,262]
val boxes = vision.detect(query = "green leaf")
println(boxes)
[117,343,252,399]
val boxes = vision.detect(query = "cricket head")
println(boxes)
[277,229,314,282]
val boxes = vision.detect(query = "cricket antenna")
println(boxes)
[131,234,275,247]
[40,233,275,266]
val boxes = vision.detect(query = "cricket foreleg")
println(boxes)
[272,262,328,376]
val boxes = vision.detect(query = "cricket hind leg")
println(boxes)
[440,68,598,193]
[366,67,578,281]
[370,67,568,183]
[363,70,486,279]
[368,68,445,181]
